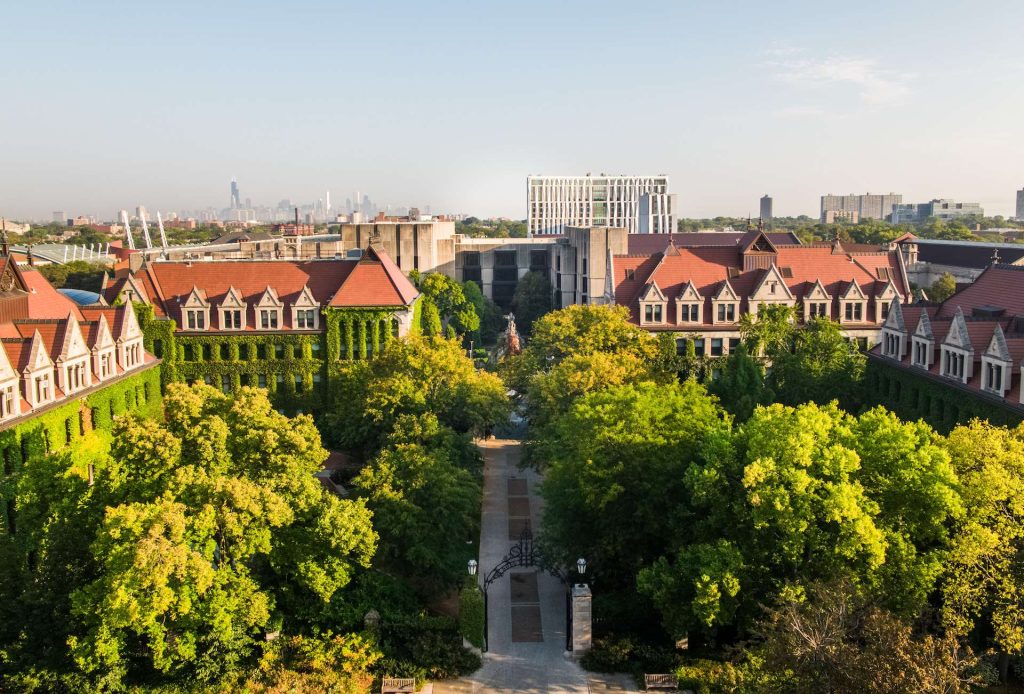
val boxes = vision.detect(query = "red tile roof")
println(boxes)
[613,244,907,329]
[936,265,1024,319]
[329,245,419,307]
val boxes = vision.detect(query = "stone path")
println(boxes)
[433,439,636,694]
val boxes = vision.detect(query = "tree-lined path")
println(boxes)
[435,439,634,693]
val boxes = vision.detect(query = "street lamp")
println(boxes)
[467,559,478,576]
[576,557,587,576]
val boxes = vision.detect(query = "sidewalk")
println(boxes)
[432,439,636,694]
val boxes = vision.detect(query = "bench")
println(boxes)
[381,677,416,693]
[644,673,679,691]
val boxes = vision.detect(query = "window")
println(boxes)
[676,338,690,355]
[728,338,740,353]
[296,309,317,329]
[716,303,736,322]
[985,361,1004,393]
[809,302,828,319]
[844,302,864,322]
[943,349,966,380]
[711,338,724,356]
[222,309,242,329]
[275,344,284,359]
[222,375,232,393]
[0,386,13,419]
[913,340,929,367]
[256,344,267,360]
[202,344,212,361]
[644,304,663,323]
[693,338,706,355]
[260,310,279,330]
[294,375,304,393]
[35,374,50,404]
[679,303,699,322]
[258,373,267,388]
[883,332,902,358]
[185,310,206,330]
[220,343,231,360]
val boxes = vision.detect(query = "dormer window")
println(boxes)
[717,304,736,322]
[185,309,206,330]
[941,347,967,381]
[844,302,864,322]
[295,309,317,329]
[260,309,280,330]
[0,385,14,419]
[644,304,663,323]
[35,373,50,404]
[808,302,828,319]
[678,303,700,323]
[982,360,1006,395]
[881,331,904,359]
[222,309,243,330]
[912,338,932,368]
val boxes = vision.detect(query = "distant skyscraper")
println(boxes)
[1016,188,1024,221]
[325,190,331,214]
[230,179,241,209]
[760,194,773,224]
[52,211,66,223]
[135,206,147,221]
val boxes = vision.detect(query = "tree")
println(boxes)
[753,581,985,694]
[415,273,479,338]
[355,441,480,591]
[941,421,1024,666]
[36,260,108,292]
[462,280,503,346]
[322,336,510,454]
[59,385,377,687]
[928,272,958,303]
[707,343,773,421]
[510,270,552,335]
[738,303,796,358]
[539,381,730,588]
[768,318,866,409]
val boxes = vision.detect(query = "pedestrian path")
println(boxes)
[433,439,636,694]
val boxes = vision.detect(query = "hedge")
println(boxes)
[458,586,485,649]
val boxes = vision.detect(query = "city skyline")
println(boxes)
[2,1,1023,220]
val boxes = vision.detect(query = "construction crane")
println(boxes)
[121,210,136,250]
[156,212,169,250]
[138,208,154,249]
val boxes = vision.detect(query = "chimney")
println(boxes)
[128,251,145,273]
[294,207,299,227]
[0,218,8,257]
[26,244,34,266]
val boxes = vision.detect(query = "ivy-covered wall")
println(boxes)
[134,303,414,414]
[0,366,163,543]
[865,355,1024,433]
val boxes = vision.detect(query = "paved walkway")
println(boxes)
[434,439,635,694]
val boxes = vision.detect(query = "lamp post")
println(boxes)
[468,559,486,652]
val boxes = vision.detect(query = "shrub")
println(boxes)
[459,587,485,649]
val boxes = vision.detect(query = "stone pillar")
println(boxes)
[571,584,592,655]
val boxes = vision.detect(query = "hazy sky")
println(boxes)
[2,0,1023,221]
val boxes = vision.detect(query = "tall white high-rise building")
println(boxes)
[1016,188,1024,221]
[527,175,677,235]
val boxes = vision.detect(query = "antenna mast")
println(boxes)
[121,210,136,250]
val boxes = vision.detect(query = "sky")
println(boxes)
[2,0,1023,221]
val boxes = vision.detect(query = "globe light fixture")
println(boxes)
[468,559,478,576]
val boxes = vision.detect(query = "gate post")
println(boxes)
[570,583,592,655]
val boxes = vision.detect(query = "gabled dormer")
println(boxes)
[292,284,320,330]
[740,230,779,272]
[803,279,832,321]
[712,280,739,324]
[56,313,91,394]
[219,286,247,330]
[675,280,703,324]
[839,280,868,323]
[181,286,209,331]
[940,307,973,383]
[638,281,667,325]
[874,279,902,324]
[91,313,117,381]
[748,265,795,315]
[0,342,16,421]
[116,304,144,370]
[255,286,283,330]
[118,274,150,306]
[23,330,54,408]
[981,324,1012,396]
[911,310,935,369]
[880,299,908,360]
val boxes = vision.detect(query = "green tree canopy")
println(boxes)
[510,270,553,335]
[768,317,866,410]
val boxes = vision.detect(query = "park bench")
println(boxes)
[381,677,416,693]
[644,673,679,691]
